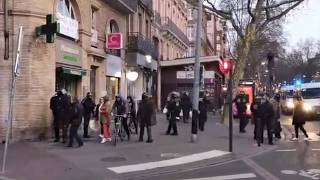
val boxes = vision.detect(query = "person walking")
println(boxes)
[67,97,84,148]
[181,92,192,123]
[137,93,154,143]
[52,90,70,143]
[234,91,249,133]
[166,94,181,136]
[199,93,208,131]
[270,93,282,139]
[95,97,104,138]
[50,91,59,142]
[127,96,138,134]
[258,96,275,145]
[81,92,95,138]
[99,96,112,143]
[113,96,130,140]
[251,94,263,143]
[292,96,310,141]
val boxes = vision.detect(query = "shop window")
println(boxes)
[146,20,149,38]
[106,77,119,100]
[91,7,97,30]
[90,66,97,100]
[138,13,143,34]
[57,0,76,19]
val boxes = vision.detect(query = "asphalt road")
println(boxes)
[128,116,320,180]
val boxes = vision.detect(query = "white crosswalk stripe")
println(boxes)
[181,173,257,180]
[107,150,230,174]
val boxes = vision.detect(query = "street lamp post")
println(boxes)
[191,0,203,142]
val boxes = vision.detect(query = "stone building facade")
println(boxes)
[0,0,135,141]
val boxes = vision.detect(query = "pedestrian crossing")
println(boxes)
[107,150,230,174]
[181,173,257,180]
[282,132,320,142]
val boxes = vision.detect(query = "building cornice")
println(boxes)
[159,56,221,67]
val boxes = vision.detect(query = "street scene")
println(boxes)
[1,0,320,180]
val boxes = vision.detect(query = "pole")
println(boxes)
[191,0,203,142]
[228,78,233,152]
[2,26,23,173]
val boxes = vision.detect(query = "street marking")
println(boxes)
[276,149,296,152]
[182,173,257,180]
[281,170,297,175]
[243,158,280,180]
[312,149,320,151]
[0,176,16,180]
[281,169,320,179]
[107,150,230,174]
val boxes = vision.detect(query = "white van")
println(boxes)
[300,82,320,121]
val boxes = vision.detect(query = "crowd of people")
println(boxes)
[163,92,209,135]
[50,90,155,148]
[234,91,313,146]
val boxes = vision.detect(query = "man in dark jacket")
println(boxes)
[81,92,95,138]
[257,96,275,145]
[68,97,84,147]
[199,94,208,131]
[234,91,249,133]
[166,94,181,136]
[137,93,154,143]
[113,95,130,140]
[181,92,192,123]
[53,90,70,143]
[50,91,59,142]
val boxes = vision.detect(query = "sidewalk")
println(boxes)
[0,113,275,180]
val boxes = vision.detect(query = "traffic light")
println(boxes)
[219,60,233,75]
[36,14,59,43]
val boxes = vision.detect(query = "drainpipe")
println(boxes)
[4,0,9,60]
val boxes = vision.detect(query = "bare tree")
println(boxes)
[204,0,305,85]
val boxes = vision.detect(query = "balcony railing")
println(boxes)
[161,17,189,46]
[154,11,161,25]
[127,32,159,60]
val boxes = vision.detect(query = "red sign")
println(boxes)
[107,33,123,49]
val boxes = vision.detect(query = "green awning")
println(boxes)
[62,67,87,76]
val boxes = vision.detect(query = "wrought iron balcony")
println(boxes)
[161,17,189,46]
[154,11,161,25]
[127,32,159,60]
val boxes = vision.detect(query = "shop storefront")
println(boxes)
[160,57,223,110]
[55,38,86,98]
[126,52,158,100]
[105,54,123,100]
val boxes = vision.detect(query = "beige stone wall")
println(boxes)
[153,0,188,61]
[0,0,129,141]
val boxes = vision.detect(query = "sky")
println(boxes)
[284,0,320,48]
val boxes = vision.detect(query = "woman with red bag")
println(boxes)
[99,96,112,143]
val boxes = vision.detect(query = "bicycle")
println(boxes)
[112,114,126,146]
[127,112,138,134]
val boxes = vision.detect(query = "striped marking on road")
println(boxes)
[312,149,320,151]
[107,150,230,174]
[276,149,296,152]
[0,176,15,180]
[182,173,257,180]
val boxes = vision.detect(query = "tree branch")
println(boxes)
[204,0,231,19]
[204,0,245,39]
[264,0,304,10]
[247,0,255,21]
[265,0,271,20]
[258,0,303,32]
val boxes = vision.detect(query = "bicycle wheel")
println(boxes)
[113,126,118,146]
